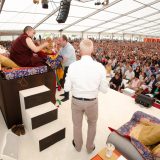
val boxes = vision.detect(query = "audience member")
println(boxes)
[109,73,122,91]
[124,67,135,80]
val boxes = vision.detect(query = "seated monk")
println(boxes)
[10,26,49,67]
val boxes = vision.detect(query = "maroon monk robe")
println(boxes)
[10,33,45,67]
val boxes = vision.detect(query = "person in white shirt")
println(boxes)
[111,57,117,69]
[64,39,108,153]
[124,67,135,80]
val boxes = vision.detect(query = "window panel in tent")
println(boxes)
[139,28,155,33]
[0,23,34,30]
[140,22,158,28]
[2,13,46,24]
[0,12,19,23]
[152,19,160,24]
[146,29,160,35]
[140,28,160,35]
[65,26,89,32]
[43,16,79,25]
[68,6,96,18]
[75,19,104,27]
[151,2,160,10]
[126,26,144,32]
[89,11,119,21]
[104,29,120,33]
[71,0,101,9]
[149,26,160,30]
[88,27,106,32]
[111,16,136,24]
[124,34,132,40]
[71,0,117,9]
[128,7,157,18]
[2,0,55,14]
[106,0,142,14]
[143,13,160,21]
[135,0,156,5]
[100,22,121,29]
[36,24,67,31]
[147,30,160,36]
[114,24,133,31]
[128,19,148,26]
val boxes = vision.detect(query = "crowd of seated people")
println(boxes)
[0,41,12,50]
[0,42,11,56]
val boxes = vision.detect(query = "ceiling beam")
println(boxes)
[0,0,5,13]
[33,6,60,29]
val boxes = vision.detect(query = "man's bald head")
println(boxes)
[79,39,93,56]
[23,26,34,33]
[23,26,35,38]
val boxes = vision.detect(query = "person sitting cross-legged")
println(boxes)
[109,72,122,91]
[128,75,141,91]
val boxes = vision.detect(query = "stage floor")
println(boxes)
[0,88,160,160]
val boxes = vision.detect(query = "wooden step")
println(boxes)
[32,121,65,151]
[26,102,58,130]
[19,85,51,109]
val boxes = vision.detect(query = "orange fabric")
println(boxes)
[114,149,121,157]
[56,67,64,80]
[91,155,103,160]
[144,38,160,43]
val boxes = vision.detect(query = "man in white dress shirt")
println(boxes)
[64,39,108,153]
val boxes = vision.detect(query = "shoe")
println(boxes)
[60,93,65,96]
[11,125,21,136]
[17,124,25,135]
[72,140,81,152]
[61,97,69,102]
[72,140,76,148]
[87,145,95,154]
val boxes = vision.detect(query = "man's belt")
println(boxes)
[73,96,96,101]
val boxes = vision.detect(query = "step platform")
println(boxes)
[19,85,51,109]
[26,102,58,130]
[32,121,65,151]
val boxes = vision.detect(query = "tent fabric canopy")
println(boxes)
[0,0,160,37]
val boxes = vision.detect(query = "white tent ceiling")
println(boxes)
[0,0,160,37]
